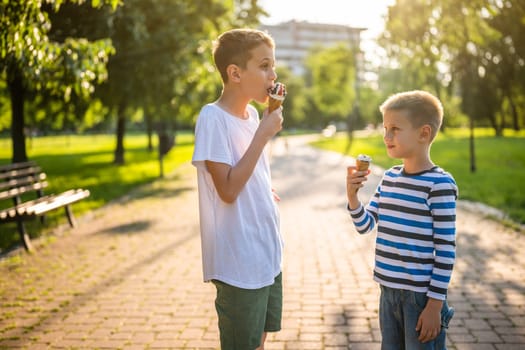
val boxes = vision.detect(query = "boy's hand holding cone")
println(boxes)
[347,154,372,199]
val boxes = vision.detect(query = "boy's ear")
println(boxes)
[419,125,432,142]
[226,64,241,83]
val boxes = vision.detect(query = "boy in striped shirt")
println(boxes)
[346,90,457,349]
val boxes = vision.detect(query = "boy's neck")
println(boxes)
[402,150,434,174]
[217,90,250,119]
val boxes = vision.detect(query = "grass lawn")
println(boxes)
[311,128,525,227]
[0,132,194,252]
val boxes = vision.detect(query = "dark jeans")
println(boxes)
[379,285,454,350]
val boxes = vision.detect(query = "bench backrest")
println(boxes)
[0,162,48,203]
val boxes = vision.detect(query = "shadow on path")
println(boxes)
[7,228,199,347]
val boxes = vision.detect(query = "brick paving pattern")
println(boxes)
[0,136,523,349]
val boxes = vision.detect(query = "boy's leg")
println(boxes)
[213,273,282,350]
[379,285,404,350]
[256,332,267,350]
[264,272,283,332]
[256,272,283,350]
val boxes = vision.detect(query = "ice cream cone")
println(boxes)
[267,82,287,113]
[356,154,371,171]
[268,98,283,113]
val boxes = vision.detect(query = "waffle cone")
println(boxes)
[356,159,370,171]
[268,98,283,113]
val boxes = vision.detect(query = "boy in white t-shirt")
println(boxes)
[191,28,284,350]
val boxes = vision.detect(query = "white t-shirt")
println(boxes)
[191,103,283,289]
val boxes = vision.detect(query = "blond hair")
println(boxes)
[213,28,275,83]
[380,90,444,141]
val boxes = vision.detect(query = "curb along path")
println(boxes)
[0,136,523,349]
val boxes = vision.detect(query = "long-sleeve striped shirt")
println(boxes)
[348,165,458,300]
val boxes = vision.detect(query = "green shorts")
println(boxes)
[212,273,282,350]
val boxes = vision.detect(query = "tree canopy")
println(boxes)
[1,0,119,162]
[2,0,524,166]
[379,0,525,134]
[1,0,266,163]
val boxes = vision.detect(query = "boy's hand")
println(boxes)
[272,188,281,202]
[346,166,369,209]
[259,106,283,141]
[416,298,443,343]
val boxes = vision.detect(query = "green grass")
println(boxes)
[0,132,194,252]
[311,128,525,226]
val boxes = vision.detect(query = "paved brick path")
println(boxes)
[0,136,523,349]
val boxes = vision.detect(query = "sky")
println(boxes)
[258,0,396,64]
[259,0,395,36]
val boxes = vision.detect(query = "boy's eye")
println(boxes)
[383,127,399,134]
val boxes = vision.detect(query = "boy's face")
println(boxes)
[383,109,428,160]
[238,43,277,104]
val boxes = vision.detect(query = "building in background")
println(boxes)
[260,20,366,76]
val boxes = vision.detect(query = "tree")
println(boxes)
[95,0,265,164]
[304,44,356,128]
[379,0,448,104]
[379,0,525,134]
[0,0,119,163]
[379,0,525,172]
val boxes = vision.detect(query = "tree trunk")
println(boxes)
[508,94,520,131]
[113,102,126,165]
[469,114,476,173]
[344,109,355,155]
[146,113,153,152]
[8,67,28,163]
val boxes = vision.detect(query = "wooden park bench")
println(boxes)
[0,161,90,251]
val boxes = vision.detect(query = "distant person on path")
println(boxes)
[191,28,284,350]
[346,90,458,349]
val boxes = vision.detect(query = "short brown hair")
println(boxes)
[213,28,275,83]
[379,90,444,141]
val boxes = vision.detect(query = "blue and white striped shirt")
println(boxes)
[349,165,457,300]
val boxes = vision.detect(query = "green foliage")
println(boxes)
[305,44,356,124]
[0,0,265,164]
[99,0,265,127]
[356,86,384,127]
[0,0,118,98]
[311,128,525,225]
[379,0,525,133]
[1,0,121,162]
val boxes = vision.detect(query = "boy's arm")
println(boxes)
[346,167,378,234]
[205,137,263,203]
[206,108,282,203]
[428,179,457,299]
[417,177,458,342]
